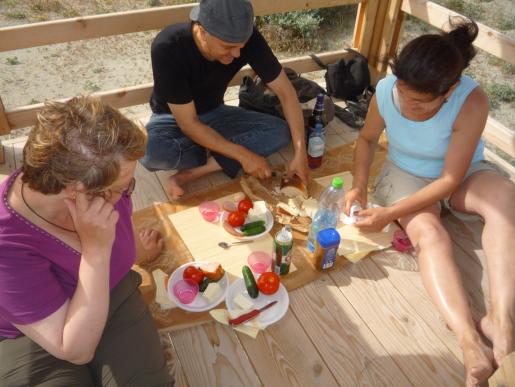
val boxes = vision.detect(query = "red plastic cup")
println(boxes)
[198,201,221,223]
[247,251,272,274]
[173,279,199,304]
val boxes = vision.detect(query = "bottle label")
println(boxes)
[321,246,337,270]
[308,137,324,158]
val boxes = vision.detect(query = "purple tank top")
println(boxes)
[0,170,136,338]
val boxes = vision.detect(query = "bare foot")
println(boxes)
[461,336,494,386]
[138,228,164,263]
[165,174,185,200]
[479,315,513,367]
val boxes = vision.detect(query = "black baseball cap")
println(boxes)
[190,0,254,44]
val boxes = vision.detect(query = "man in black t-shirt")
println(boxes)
[140,0,308,199]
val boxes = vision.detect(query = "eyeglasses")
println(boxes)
[93,177,136,200]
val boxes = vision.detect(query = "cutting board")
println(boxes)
[168,193,274,278]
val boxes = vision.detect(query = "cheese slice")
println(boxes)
[246,200,267,223]
[233,294,254,310]
[202,282,222,303]
[234,324,261,339]
[152,269,176,310]
[209,309,229,325]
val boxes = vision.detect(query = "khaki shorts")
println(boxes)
[371,159,504,219]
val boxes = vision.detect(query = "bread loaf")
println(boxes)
[280,175,308,199]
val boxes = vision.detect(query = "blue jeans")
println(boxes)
[140,105,291,178]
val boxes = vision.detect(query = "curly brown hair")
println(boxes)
[22,96,146,194]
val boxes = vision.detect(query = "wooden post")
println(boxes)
[0,97,11,164]
[374,0,404,75]
[352,0,380,59]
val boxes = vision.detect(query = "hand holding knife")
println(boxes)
[228,300,277,326]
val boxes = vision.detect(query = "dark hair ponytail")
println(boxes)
[391,18,478,96]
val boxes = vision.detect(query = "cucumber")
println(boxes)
[240,220,265,232]
[242,224,266,236]
[199,277,210,292]
[242,265,259,298]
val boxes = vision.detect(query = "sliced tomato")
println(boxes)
[183,265,205,284]
[237,198,254,214]
[256,272,280,295]
[227,210,246,228]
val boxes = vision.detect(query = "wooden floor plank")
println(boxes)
[236,309,340,387]
[162,332,190,387]
[289,274,413,386]
[170,322,262,387]
[0,142,16,181]
[370,250,463,360]
[132,163,168,211]
[329,259,465,387]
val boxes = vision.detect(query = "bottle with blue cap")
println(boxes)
[313,228,341,271]
[307,176,345,252]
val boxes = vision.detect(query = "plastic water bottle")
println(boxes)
[306,93,325,146]
[307,177,345,252]
[307,122,325,169]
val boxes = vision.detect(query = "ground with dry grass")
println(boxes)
[0,0,513,164]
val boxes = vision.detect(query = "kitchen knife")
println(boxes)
[228,300,278,326]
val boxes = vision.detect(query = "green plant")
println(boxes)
[147,0,162,6]
[30,0,62,13]
[445,0,464,12]
[84,80,101,92]
[485,83,515,108]
[29,98,40,105]
[497,16,515,31]
[92,67,104,74]
[5,56,20,65]
[463,2,484,19]
[501,63,515,75]
[6,11,26,19]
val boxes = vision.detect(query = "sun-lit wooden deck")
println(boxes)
[2,94,513,387]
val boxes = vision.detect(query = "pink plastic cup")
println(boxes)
[198,201,221,223]
[173,279,199,304]
[247,251,272,274]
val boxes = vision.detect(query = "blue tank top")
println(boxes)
[376,74,484,178]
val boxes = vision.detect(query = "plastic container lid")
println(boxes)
[331,177,343,189]
[316,228,341,248]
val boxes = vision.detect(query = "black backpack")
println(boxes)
[310,49,370,101]
[238,67,335,126]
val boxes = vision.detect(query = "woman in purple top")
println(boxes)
[0,96,173,386]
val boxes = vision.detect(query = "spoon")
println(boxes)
[218,240,254,249]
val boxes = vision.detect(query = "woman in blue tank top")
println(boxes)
[344,18,514,386]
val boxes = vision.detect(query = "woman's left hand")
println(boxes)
[138,228,164,262]
[354,206,395,233]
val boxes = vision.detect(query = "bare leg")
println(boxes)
[166,157,222,199]
[400,205,494,386]
[449,171,515,367]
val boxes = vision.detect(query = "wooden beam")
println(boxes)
[401,0,515,65]
[352,0,380,58]
[0,0,360,52]
[0,97,10,136]
[4,49,356,130]
[483,117,515,158]
[374,0,404,74]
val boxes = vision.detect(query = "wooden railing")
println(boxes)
[0,0,513,161]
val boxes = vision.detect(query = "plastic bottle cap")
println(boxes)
[331,177,343,189]
[316,228,341,247]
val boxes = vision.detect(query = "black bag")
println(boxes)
[238,67,334,126]
[310,49,370,101]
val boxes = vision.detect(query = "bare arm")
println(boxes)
[14,193,118,364]
[169,102,272,178]
[356,87,489,230]
[267,70,309,183]
[344,95,385,214]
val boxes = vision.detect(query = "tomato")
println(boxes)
[227,210,246,228]
[256,272,280,295]
[183,265,205,284]
[237,198,254,214]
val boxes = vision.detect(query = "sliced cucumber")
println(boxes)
[242,224,266,236]
[240,220,266,232]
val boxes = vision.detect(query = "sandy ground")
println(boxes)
[0,1,513,147]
